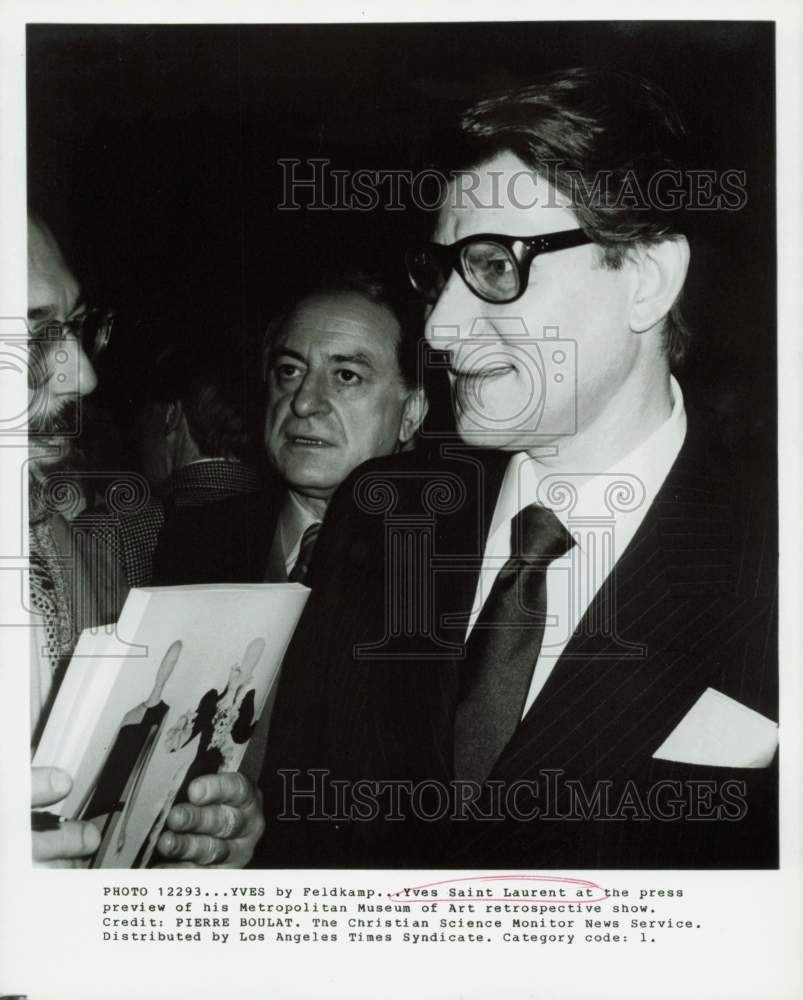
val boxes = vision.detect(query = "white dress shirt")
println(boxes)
[270,490,322,579]
[467,376,687,716]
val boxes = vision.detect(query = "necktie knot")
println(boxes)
[510,504,575,565]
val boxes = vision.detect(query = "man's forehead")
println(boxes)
[276,292,400,356]
[27,219,81,318]
[435,151,576,242]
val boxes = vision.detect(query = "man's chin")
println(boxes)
[456,426,522,451]
[279,461,343,499]
[454,411,527,450]
[455,418,565,455]
[285,479,340,506]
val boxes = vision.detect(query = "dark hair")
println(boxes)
[264,267,424,390]
[445,68,692,369]
[141,341,259,463]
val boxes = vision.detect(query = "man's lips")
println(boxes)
[449,363,516,381]
[284,433,335,447]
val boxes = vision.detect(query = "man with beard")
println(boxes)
[28,212,119,865]
[28,214,264,867]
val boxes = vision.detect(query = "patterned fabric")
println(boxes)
[114,502,166,588]
[29,516,75,680]
[81,461,262,588]
[29,481,128,742]
[168,460,262,507]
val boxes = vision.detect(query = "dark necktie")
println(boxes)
[288,522,321,583]
[453,504,575,784]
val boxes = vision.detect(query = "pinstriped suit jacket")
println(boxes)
[259,415,777,869]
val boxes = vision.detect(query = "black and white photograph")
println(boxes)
[1,5,800,1000]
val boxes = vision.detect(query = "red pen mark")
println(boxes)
[389,874,607,904]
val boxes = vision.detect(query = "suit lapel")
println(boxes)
[489,418,756,784]
[320,447,482,857]
[331,448,509,784]
[403,447,510,779]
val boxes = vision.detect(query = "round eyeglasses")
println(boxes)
[33,307,117,364]
[406,229,594,305]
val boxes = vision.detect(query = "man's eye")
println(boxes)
[275,363,301,380]
[465,244,515,280]
[481,256,513,277]
[336,369,362,385]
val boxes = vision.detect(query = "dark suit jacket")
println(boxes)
[150,464,279,586]
[258,414,777,869]
[74,461,275,588]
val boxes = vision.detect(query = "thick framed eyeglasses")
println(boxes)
[406,229,594,305]
[35,307,117,364]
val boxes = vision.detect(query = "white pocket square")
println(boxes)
[652,687,778,768]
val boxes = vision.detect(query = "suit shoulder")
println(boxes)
[326,446,509,522]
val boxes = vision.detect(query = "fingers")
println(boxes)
[156,831,231,866]
[167,801,248,840]
[33,820,100,865]
[185,772,256,809]
[31,767,100,866]
[31,767,73,808]
[157,773,265,869]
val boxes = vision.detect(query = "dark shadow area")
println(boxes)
[27,21,775,470]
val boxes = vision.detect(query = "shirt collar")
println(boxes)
[491,375,687,544]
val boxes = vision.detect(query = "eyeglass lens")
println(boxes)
[408,242,520,304]
[461,242,518,301]
[407,248,447,303]
[72,309,114,362]
[78,309,114,362]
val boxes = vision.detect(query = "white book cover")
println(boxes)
[33,583,309,868]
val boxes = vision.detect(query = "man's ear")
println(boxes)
[629,237,690,334]
[398,386,429,447]
[164,400,183,435]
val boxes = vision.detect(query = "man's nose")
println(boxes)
[425,271,490,350]
[291,371,330,417]
[78,344,98,396]
[60,333,98,397]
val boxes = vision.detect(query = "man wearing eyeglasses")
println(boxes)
[28,215,264,868]
[28,213,124,865]
[256,68,777,869]
[27,214,122,712]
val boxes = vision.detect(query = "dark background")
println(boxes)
[27,21,776,460]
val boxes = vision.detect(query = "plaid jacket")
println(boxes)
[79,460,263,588]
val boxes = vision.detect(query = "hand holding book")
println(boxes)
[154,771,265,868]
[31,766,100,867]
[33,583,307,868]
